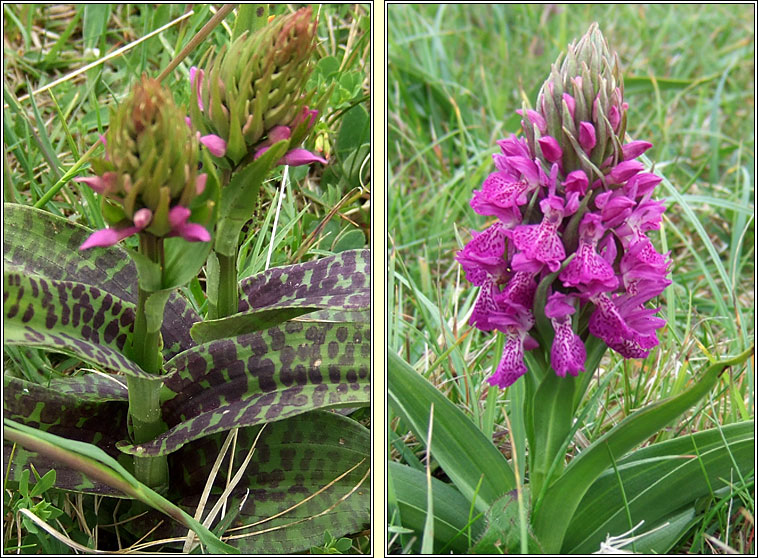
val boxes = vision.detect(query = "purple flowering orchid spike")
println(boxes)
[457,22,671,389]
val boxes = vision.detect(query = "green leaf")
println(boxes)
[119,322,370,456]
[388,461,485,554]
[332,228,366,252]
[4,419,238,554]
[3,269,154,380]
[4,443,124,497]
[388,351,515,513]
[232,4,270,42]
[215,141,289,256]
[194,250,371,343]
[4,374,128,445]
[469,491,542,554]
[190,306,321,344]
[529,366,576,499]
[28,469,56,498]
[3,373,129,496]
[162,235,213,291]
[239,251,370,311]
[315,56,340,79]
[3,203,199,360]
[336,104,369,160]
[532,346,754,553]
[564,420,754,553]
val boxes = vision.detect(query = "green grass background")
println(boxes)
[388,4,754,553]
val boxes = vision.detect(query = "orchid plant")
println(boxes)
[4,5,369,554]
[388,22,753,554]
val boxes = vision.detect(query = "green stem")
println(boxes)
[207,167,240,320]
[215,251,239,319]
[126,376,168,490]
[128,233,168,492]
[131,286,162,374]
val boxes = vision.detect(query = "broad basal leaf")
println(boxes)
[388,351,515,513]
[4,375,128,446]
[118,322,370,456]
[3,443,125,496]
[469,491,542,554]
[169,411,370,554]
[192,250,370,343]
[239,249,370,319]
[4,373,130,495]
[3,203,198,359]
[3,270,156,380]
[4,419,238,554]
[532,346,754,553]
[389,461,485,554]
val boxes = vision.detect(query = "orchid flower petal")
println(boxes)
[198,134,227,157]
[279,148,327,166]
[79,226,139,250]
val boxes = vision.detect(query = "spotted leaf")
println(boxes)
[3,270,159,380]
[192,250,371,344]
[3,203,198,359]
[3,443,125,496]
[3,368,130,496]
[4,374,128,451]
[118,322,370,456]
[238,249,370,321]
[161,411,370,553]
[3,373,130,496]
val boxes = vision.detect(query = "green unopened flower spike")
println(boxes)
[521,22,629,184]
[77,76,219,249]
[188,6,327,167]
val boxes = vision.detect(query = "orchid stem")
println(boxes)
[215,251,239,319]
[128,233,169,492]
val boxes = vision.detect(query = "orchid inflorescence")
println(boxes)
[75,76,225,249]
[188,6,326,168]
[457,23,671,389]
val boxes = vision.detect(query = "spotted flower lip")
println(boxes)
[545,292,586,377]
[457,23,671,389]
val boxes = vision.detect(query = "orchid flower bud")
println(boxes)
[76,76,211,249]
[188,7,327,168]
